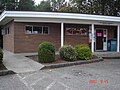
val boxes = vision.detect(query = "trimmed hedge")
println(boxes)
[75,44,92,60]
[38,42,55,63]
[59,45,77,61]
[0,48,3,64]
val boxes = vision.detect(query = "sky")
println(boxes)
[34,0,41,4]
[34,0,69,5]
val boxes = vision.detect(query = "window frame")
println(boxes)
[25,25,49,35]
[2,27,10,35]
[25,25,33,34]
[33,26,43,34]
[42,26,49,35]
[65,27,88,36]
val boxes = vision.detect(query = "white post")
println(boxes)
[91,24,94,52]
[61,22,64,47]
[117,25,120,52]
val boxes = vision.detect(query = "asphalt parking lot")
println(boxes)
[0,59,120,90]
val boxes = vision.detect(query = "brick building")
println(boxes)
[0,11,120,53]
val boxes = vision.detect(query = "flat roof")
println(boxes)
[0,11,120,25]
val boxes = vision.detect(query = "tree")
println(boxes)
[0,0,35,11]
[107,0,120,16]
[0,0,4,10]
[0,0,119,16]
[93,0,120,16]
[69,0,93,14]
[0,0,18,11]
[68,0,120,16]
[36,0,52,11]
[17,0,35,11]
[51,0,66,11]
[59,2,78,13]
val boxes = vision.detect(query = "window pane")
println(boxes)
[80,28,87,35]
[26,26,32,34]
[5,28,7,35]
[7,27,9,34]
[2,29,5,35]
[66,28,73,35]
[33,26,42,34]
[43,27,49,34]
[73,28,77,34]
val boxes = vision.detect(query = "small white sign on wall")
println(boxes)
[103,42,107,50]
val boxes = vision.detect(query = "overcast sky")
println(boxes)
[34,0,69,4]
[34,0,41,4]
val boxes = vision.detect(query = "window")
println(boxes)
[33,26,42,34]
[25,25,49,35]
[26,26,32,34]
[66,27,87,35]
[80,28,87,35]
[2,29,5,35]
[43,27,49,34]
[66,28,73,35]
[2,27,10,35]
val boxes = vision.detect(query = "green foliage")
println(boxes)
[39,42,55,53]
[0,0,17,11]
[35,1,52,12]
[75,44,92,60]
[51,0,66,11]
[69,0,120,16]
[18,0,35,11]
[38,48,55,63]
[59,45,77,61]
[59,5,78,13]
[0,0,35,11]
[38,42,55,63]
[0,0,119,16]
[0,48,3,64]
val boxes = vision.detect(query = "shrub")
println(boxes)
[75,44,92,60]
[0,48,3,64]
[38,42,55,63]
[59,45,77,61]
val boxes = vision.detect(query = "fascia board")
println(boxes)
[0,11,120,24]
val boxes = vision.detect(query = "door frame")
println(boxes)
[95,28,108,51]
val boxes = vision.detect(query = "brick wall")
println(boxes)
[64,24,90,46]
[3,20,14,52]
[14,22,61,53]
[3,22,90,53]
[3,21,118,53]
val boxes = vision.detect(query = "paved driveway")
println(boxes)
[0,59,120,90]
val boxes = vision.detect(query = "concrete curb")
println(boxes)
[102,57,120,59]
[41,57,103,70]
[0,70,16,76]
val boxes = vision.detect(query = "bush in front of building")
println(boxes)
[59,45,77,61]
[38,42,55,63]
[75,44,92,60]
[0,48,3,64]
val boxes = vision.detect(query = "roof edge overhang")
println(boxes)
[0,11,120,26]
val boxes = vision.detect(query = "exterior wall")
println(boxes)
[3,20,14,52]
[2,21,118,53]
[14,22,61,53]
[64,24,90,46]
[13,23,90,53]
